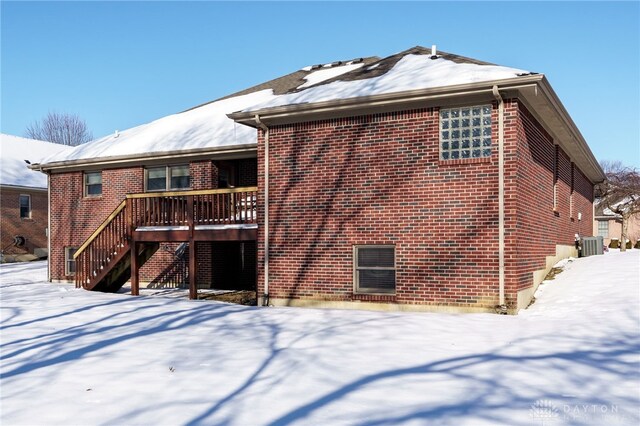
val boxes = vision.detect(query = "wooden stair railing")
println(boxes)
[73,187,258,291]
[74,200,129,289]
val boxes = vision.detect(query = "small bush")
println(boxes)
[626,240,633,249]
[635,241,640,249]
[609,239,620,249]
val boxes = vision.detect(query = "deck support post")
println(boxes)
[187,196,197,300]
[131,242,139,296]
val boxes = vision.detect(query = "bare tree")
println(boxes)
[25,111,93,146]
[596,161,640,252]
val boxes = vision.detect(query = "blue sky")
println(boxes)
[2,1,639,167]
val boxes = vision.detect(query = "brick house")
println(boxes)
[33,46,604,313]
[1,134,71,262]
[593,199,640,248]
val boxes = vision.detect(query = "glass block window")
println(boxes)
[354,246,396,294]
[19,194,31,218]
[84,172,102,197]
[440,105,492,160]
[598,220,609,238]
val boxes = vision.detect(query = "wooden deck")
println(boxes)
[73,187,258,298]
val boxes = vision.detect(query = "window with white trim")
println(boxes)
[354,245,396,294]
[440,105,492,160]
[19,194,31,218]
[146,165,190,191]
[84,171,102,197]
[597,221,609,238]
[65,247,77,276]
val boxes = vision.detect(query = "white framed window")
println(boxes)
[19,194,31,219]
[598,221,609,238]
[354,245,396,294]
[146,165,190,191]
[84,171,102,197]
[65,247,77,276]
[440,105,492,160]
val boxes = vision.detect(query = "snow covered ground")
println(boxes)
[1,251,638,425]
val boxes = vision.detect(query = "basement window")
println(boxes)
[354,245,396,294]
[65,247,77,276]
[440,105,492,160]
[19,194,31,219]
[84,172,102,197]
[146,165,190,191]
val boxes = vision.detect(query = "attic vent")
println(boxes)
[311,64,323,70]
[430,44,438,60]
[351,58,363,64]
[331,61,343,67]
[517,72,539,76]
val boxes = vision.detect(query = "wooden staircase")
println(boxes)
[73,187,257,293]
[73,199,158,292]
[90,243,159,292]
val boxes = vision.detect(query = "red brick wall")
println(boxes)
[0,187,48,256]
[50,168,143,280]
[191,161,215,190]
[257,107,504,309]
[256,100,594,309]
[49,159,257,284]
[511,102,594,293]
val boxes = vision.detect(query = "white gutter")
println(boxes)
[254,115,270,306]
[28,143,257,173]
[492,85,506,312]
[230,79,542,125]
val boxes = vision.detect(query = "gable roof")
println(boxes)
[34,56,380,169]
[32,45,604,183]
[0,134,73,189]
[230,46,604,184]
[235,46,531,112]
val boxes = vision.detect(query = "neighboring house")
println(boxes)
[0,134,72,261]
[593,198,640,247]
[32,46,605,313]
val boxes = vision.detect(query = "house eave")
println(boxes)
[0,183,47,192]
[524,76,605,184]
[29,143,257,173]
[228,75,545,125]
[229,74,605,184]
[595,215,621,221]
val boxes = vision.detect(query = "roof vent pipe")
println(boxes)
[430,45,438,59]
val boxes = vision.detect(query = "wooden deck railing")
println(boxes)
[74,200,128,289]
[73,187,257,289]
[128,187,257,227]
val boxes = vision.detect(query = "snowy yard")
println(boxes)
[1,252,638,425]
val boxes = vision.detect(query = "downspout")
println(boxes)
[492,85,507,313]
[47,171,51,282]
[254,115,270,306]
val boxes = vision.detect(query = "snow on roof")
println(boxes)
[40,89,275,164]
[297,63,365,89]
[39,47,530,166]
[0,134,73,188]
[599,196,638,216]
[244,53,529,111]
